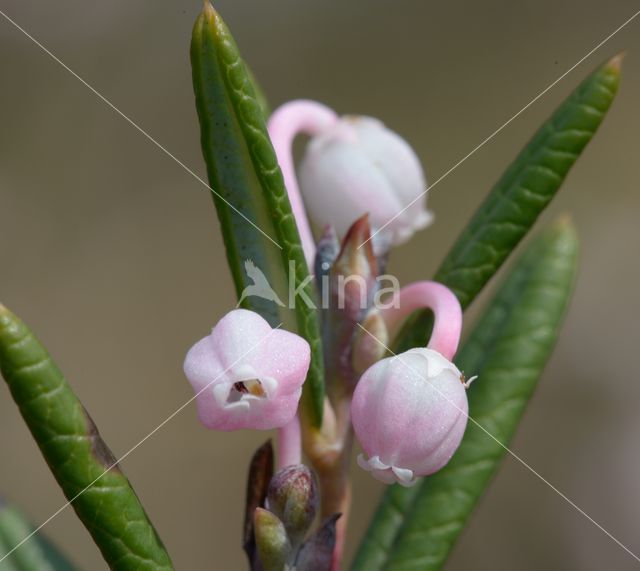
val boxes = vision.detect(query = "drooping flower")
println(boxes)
[351,348,468,487]
[183,309,310,431]
[298,114,432,246]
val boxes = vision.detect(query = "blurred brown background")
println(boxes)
[1,1,639,569]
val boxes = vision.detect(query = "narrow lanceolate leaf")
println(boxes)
[351,219,579,571]
[32,535,79,571]
[191,1,324,425]
[0,503,54,571]
[0,306,173,571]
[0,503,79,571]
[0,535,19,571]
[394,55,620,352]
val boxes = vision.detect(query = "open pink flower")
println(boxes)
[183,309,310,431]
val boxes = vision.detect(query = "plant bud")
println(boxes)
[296,514,340,571]
[299,115,432,246]
[330,215,378,320]
[267,465,318,547]
[351,348,468,486]
[254,507,292,571]
[352,310,389,374]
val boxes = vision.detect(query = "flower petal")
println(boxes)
[299,126,404,238]
[210,309,274,370]
[183,335,227,394]
[256,329,311,397]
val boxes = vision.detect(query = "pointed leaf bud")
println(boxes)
[330,215,378,320]
[299,115,432,246]
[296,514,340,571]
[322,217,380,393]
[183,309,310,431]
[267,465,318,547]
[254,507,292,571]
[352,310,388,374]
[351,348,468,486]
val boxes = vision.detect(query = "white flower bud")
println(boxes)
[299,116,432,246]
[351,348,468,487]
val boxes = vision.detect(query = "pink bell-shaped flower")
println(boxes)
[352,281,470,486]
[351,348,468,487]
[183,309,310,431]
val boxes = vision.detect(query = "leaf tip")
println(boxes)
[606,51,626,73]
[201,0,218,20]
[549,215,579,254]
[554,212,573,227]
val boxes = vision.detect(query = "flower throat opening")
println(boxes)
[227,379,266,403]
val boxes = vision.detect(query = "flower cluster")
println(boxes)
[184,101,468,486]
[182,98,474,568]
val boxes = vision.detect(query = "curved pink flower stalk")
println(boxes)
[183,309,310,431]
[277,414,302,468]
[379,280,462,360]
[268,100,339,267]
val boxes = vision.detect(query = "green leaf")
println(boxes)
[351,218,579,570]
[0,536,19,571]
[0,504,51,571]
[246,65,271,119]
[32,535,79,571]
[0,503,79,571]
[394,55,620,352]
[190,1,324,425]
[0,306,173,571]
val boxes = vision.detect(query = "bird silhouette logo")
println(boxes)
[237,260,286,307]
